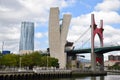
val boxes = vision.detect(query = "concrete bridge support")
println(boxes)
[49,7,71,68]
[96,53,104,71]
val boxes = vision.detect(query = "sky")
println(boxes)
[0,0,120,60]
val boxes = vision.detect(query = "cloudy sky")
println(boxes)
[0,0,120,60]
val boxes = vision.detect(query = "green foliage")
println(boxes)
[108,63,120,70]
[49,57,59,67]
[111,63,120,70]
[0,54,18,66]
[0,51,59,68]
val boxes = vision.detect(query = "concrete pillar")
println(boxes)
[96,54,104,71]
[91,14,96,71]
[49,7,71,68]
[91,14,104,72]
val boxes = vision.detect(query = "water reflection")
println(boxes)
[33,75,120,80]
[51,76,105,80]
[91,76,104,80]
[105,75,120,80]
[75,76,104,80]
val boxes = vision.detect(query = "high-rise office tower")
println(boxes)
[19,22,34,53]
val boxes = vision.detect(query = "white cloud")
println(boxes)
[0,24,20,41]
[95,0,120,11]
[0,6,11,12]
[67,10,120,44]
[91,11,120,24]
[0,0,75,52]
[67,14,91,42]
[68,0,120,48]
[104,25,120,46]
[34,40,41,51]
[0,0,75,24]
[35,32,43,38]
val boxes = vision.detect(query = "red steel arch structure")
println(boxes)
[91,14,104,71]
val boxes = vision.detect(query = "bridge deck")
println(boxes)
[66,46,120,54]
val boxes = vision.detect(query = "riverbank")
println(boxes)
[0,70,107,80]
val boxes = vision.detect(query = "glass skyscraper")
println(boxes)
[19,22,34,51]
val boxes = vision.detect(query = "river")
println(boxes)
[49,75,120,80]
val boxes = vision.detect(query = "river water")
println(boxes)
[51,75,120,80]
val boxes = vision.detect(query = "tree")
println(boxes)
[0,51,59,69]
[29,51,42,66]
[111,63,120,70]
[1,54,18,67]
[49,57,59,67]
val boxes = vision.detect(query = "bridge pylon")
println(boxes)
[91,14,104,72]
[49,7,71,68]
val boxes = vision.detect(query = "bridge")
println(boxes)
[49,8,120,72]
[65,14,120,72]
[67,46,120,55]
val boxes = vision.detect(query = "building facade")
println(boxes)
[49,7,71,68]
[108,55,120,61]
[19,22,34,53]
